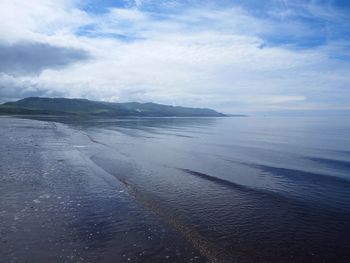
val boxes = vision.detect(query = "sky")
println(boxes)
[0,0,349,114]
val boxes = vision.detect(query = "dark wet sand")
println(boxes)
[2,116,350,263]
[0,117,206,263]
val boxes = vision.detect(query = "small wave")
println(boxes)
[224,159,350,187]
[307,157,350,170]
[85,133,109,147]
[178,168,311,209]
[90,157,235,263]
[179,168,255,193]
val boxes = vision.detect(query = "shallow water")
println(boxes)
[0,117,206,263]
[1,116,350,262]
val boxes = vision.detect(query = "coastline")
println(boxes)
[0,117,206,263]
[2,116,350,263]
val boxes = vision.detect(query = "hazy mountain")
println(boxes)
[0,97,226,117]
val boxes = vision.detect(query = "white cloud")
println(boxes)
[0,0,349,113]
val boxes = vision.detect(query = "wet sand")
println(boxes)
[2,116,350,263]
[0,117,206,263]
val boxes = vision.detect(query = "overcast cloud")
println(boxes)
[0,42,90,75]
[0,0,349,113]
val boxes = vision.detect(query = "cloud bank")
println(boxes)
[0,42,90,75]
[0,0,349,113]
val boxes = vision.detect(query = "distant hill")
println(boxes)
[0,97,226,117]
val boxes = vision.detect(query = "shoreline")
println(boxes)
[0,117,207,263]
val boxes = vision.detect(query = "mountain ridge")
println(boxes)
[0,97,227,117]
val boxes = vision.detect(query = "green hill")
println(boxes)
[0,97,226,117]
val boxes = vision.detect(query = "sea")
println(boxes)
[1,116,350,262]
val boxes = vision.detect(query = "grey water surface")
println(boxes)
[1,116,350,263]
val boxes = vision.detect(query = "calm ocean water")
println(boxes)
[2,116,350,262]
[67,116,350,262]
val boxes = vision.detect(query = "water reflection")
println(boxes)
[5,115,350,262]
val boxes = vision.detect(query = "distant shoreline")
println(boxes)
[0,97,229,117]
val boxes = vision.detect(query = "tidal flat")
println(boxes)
[0,117,205,263]
[1,116,350,263]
